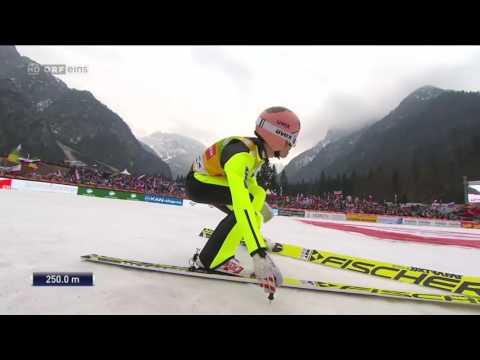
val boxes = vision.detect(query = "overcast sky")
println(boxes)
[16,45,480,166]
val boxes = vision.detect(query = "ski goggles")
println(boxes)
[256,117,298,147]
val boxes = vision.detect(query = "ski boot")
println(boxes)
[189,248,247,276]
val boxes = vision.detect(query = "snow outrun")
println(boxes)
[1,189,480,315]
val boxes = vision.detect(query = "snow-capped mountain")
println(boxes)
[283,83,480,203]
[141,132,206,178]
[401,85,444,104]
[0,46,172,178]
[283,126,366,181]
[283,86,452,184]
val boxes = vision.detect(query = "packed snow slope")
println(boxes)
[1,189,480,314]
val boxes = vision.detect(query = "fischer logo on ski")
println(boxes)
[199,227,480,297]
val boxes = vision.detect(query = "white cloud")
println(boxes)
[15,45,480,165]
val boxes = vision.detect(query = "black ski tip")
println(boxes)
[272,243,283,253]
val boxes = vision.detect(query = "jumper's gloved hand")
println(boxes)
[252,249,283,295]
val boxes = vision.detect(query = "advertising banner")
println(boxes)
[462,221,480,229]
[305,211,346,221]
[12,179,77,195]
[403,217,461,228]
[377,216,403,225]
[305,211,329,219]
[78,187,144,201]
[331,213,347,221]
[144,194,183,206]
[0,178,12,190]
[467,180,480,204]
[126,192,144,201]
[417,218,435,226]
[277,208,305,217]
[346,213,378,222]
[433,220,461,228]
[402,218,418,226]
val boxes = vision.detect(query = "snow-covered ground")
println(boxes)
[1,189,480,314]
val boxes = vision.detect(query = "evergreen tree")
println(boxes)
[341,173,348,194]
[319,171,326,194]
[271,164,280,194]
[350,170,357,197]
[392,169,400,200]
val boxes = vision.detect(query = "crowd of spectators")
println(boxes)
[0,160,185,198]
[2,159,479,222]
[61,166,185,197]
[266,192,480,221]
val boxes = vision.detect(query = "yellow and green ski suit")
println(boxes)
[185,136,269,269]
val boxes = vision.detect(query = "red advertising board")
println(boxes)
[0,178,12,189]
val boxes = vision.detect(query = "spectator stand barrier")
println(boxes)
[304,210,347,221]
[0,178,12,190]
[77,186,145,201]
[276,208,306,218]
[2,175,479,229]
[462,221,480,229]
[144,194,183,206]
[345,212,378,223]
[377,215,403,225]
[1,177,77,195]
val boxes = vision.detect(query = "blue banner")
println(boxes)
[144,194,183,206]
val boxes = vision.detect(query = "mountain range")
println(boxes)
[0,46,171,178]
[2,45,480,202]
[141,132,205,178]
[284,85,480,202]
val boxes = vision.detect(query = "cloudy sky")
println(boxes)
[16,45,480,166]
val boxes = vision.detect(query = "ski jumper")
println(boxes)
[186,136,270,269]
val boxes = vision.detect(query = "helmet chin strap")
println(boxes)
[254,131,282,159]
